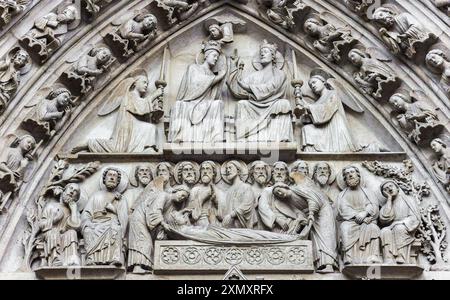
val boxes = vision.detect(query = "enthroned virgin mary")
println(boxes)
[168,40,226,143]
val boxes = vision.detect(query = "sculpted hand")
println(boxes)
[276,217,289,232]
[355,211,368,224]
[222,214,234,227]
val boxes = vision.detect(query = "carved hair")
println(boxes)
[135,12,157,24]
[48,87,71,99]
[171,184,190,194]
[102,167,122,186]
[342,165,361,181]
[380,180,399,197]
[248,160,271,184]
[10,134,36,149]
[373,7,396,18]
[200,160,218,181]
[426,49,447,71]
[88,47,112,59]
[290,160,310,176]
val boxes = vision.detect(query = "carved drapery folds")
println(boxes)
[0,0,31,29]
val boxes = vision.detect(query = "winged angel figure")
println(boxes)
[297,69,366,153]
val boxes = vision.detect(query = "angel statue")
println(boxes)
[168,40,226,143]
[0,0,30,28]
[0,134,38,209]
[21,87,74,141]
[204,14,247,44]
[72,72,164,154]
[163,0,208,23]
[426,49,450,97]
[389,91,444,145]
[105,10,158,60]
[0,48,31,114]
[303,13,357,62]
[61,46,114,96]
[348,48,399,99]
[257,0,309,30]
[297,70,364,152]
[20,4,80,63]
[372,6,437,59]
[227,40,293,142]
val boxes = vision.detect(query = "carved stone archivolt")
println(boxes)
[0,0,448,280]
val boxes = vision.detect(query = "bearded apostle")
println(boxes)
[168,40,226,143]
[81,167,128,267]
[337,166,381,265]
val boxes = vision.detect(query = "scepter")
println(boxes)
[151,45,169,123]
[291,49,305,119]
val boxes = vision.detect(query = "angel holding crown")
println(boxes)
[298,70,364,152]
[168,40,226,143]
[227,40,293,142]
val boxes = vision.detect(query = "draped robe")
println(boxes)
[88,89,158,153]
[234,64,293,142]
[39,200,80,266]
[302,88,356,152]
[0,60,20,107]
[379,193,420,263]
[81,190,128,266]
[337,187,381,264]
[219,180,256,229]
[168,63,224,143]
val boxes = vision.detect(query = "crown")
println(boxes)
[260,40,278,54]
[203,40,222,53]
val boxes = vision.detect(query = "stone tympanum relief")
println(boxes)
[0,0,31,29]
[24,157,443,278]
[19,3,80,64]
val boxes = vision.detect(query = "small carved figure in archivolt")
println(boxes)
[372,5,437,59]
[105,10,158,60]
[61,46,114,96]
[204,14,247,44]
[389,90,444,145]
[20,4,80,63]
[257,0,309,30]
[0,0,31,28]
[0,48,31,114]
[303,13,357,62]
[430,138,450,193]
[348,48,400,99]
[426,49,450,97]
[21,87,74,142]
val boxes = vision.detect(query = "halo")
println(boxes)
[174,161,200,185]
[221,160,249,185]
[252,49,285,70]
[312,162,336,186]
[336,165,366,190]
[200,160,222,184]
[99,167,129,194]
[290,160,311,178]
[153,162,175,187]
[248,161,272,185]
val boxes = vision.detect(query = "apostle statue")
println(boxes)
[290,160,310,177]
[336,165,381,265]
[155,162,175,191]
[125,164,154,213]
[298,70,363,152]
[312,162,335,202]
[81,167,128,267]
[248,160,272,195]
[174,161,200,187]
[372,6,436,58]
[72,74,163,154]
[271,172,338,273]
[258,161,303,233]
[0,48,30,114]
[426,49,450,97]
[219,160,256,228]
[188,161,220,226]
[379,180,421,264]
[127,178,190,273]
[168,40,226,143]
[38,183,82,267]
[228,40,293,142]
